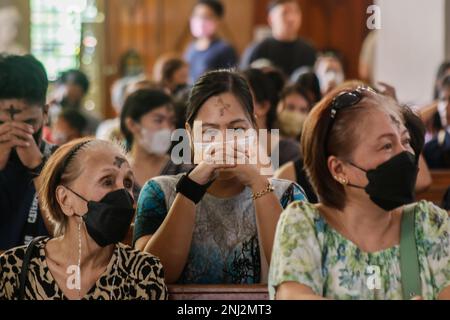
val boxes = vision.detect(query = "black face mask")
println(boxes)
[9,125,43,167]
[347,151,419,211]
[68,188,135,247]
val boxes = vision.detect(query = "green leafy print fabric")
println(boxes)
[269,200,450,300]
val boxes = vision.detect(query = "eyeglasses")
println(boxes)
[324,86,376,150]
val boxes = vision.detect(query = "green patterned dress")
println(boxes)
[269,201,450,300]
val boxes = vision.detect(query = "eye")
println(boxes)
[101,176,114,187]
[402,138,412,146]
[382,143,393,151]
[233,127,246,134]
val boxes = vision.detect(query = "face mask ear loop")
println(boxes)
[65,186,89,203]
[77,217,82,300]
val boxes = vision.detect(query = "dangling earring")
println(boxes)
[77,217,82,300]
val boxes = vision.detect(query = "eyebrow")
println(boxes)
[99,166,131,174]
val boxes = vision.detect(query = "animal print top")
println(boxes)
[0,238,167,300]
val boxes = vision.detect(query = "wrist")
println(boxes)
[250,176,269,191]
[27,154,46,176]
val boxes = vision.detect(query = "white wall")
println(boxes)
[375,0,446,105]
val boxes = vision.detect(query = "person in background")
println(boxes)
[274,83,317,203]
[120,89,191,199]
[241,0,317,77]
[290,67,322,104]
[0,138,167,300]
[243,69,301,167]
[49,69,99,136]
[153,53,190,96]
[51,108,88,146]
[0,55,56,252]
[133,70,307,284]
[96,50,146,142]
[315,51,345,96]
[433,61,450,100]
[185,0,238,83]
[270,85,450,300]
[276,83,312,141]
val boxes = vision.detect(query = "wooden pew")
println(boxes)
[168,284,269,300]
[416,170,450,207]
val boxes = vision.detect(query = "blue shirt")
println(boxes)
[185,39,238,83]
[0,142,55,251]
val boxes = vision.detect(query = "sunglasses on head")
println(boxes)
[324,86,376,150]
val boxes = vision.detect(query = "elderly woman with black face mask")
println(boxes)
[0,138,167,300]
[269,86,450,300]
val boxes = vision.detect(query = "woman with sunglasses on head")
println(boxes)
[133,70,307,285]
[0,138,167,300]
[269,86,450,300]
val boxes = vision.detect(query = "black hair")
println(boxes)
[434,61,450,99]
[0,54,48,106]
[195,0,224,18]
[242,68,278,129]
[162,58,187,84]
[58,108,88,134]
[441,74,450,90]
[267,0,298,13]
[186,69,257,128]
[263,68,287,98]
[120,89,173,149]
[58,69,90,94]
[292,70,322,103]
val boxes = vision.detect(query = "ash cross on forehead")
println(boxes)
[215,97,231,117]
[113,156,126,169]
[6,105,22,120]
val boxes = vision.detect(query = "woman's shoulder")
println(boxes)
[143,174,183,191]
[117,243,165,280]
[1,237,49,270]
[410,200,450,236]
[0,245,28,268]
[277,200,322,231]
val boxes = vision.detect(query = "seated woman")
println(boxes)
[0,138,167,300]
[120,89,192,199]
[133,70,307,284]
[269,86,450,300]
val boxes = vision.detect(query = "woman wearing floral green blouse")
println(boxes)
[269,85,450,300]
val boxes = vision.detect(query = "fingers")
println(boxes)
[9,126,34,143]
[0,122,11,136]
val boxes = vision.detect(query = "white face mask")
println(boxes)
[139,128,173,156]
[53,131,68,145]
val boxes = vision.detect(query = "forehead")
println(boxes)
[0,99,42,120]
[285,92,308,104]
[273,2,300,14]
[195,93,250,123]
[357,107,406,139]
[193,4,216,17]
